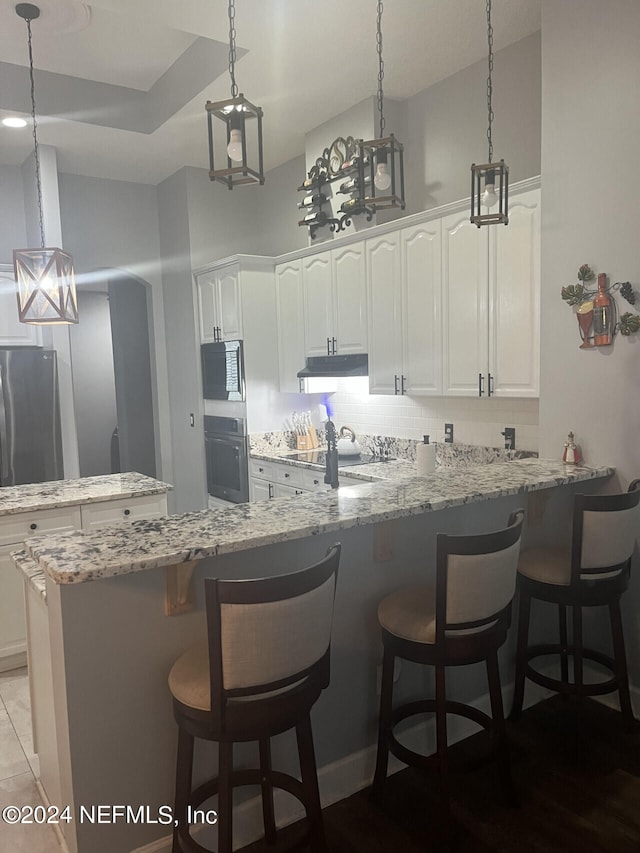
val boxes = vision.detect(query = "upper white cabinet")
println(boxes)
[196,265,243,343]
[275,259,305,393]
[442,188,540,397]
[303,242,367,357]
[367,221,443,396]
[0,265,42,347]
[366,233,402,395]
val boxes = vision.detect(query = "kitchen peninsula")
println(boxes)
[16,460,612,853]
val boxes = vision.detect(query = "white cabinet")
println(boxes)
[196,265,243,343]
[0,265,42,347]
[303,242,367,357]
[366,233,402,395]
[401,220,443,396]
[275,260,305,393]
[0,507,81,670]
[442,188,540,397]
[80,494,167,530]
[0,493,168,671]
[249,458,333,501]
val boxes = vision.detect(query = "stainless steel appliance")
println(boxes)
[204,415,249,503]
[201,340,245,401]
[0,349,63,486]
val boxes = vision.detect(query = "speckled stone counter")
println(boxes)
[250,448,416,482]
[0,472,173,516]
[24,460,612,586]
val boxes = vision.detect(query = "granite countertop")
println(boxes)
[20,459,612,586]
[0,472,173,517]
[250,449,416,482]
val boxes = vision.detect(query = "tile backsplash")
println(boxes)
[325,377,539,452]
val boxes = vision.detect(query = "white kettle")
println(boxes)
[336,425,362,457]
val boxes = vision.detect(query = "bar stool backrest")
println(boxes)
[205,544,340,719]
[572,481,640,584]
[436,510,524,642]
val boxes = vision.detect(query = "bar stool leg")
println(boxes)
[510,588,531,721]
[609,597,636,730]
[371,647,395,801]
[173,727,194,853]
[559,604,569,690]
[258,738,277,844]
[486,652,517,807]
[296,715,326,853]
[217,741,234,853]
[435,664,450,815]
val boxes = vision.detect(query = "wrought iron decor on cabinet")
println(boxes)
[297,136,374,239]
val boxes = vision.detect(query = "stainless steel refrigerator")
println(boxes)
[0,349,63,487]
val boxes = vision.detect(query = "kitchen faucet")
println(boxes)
[324,420,339,489]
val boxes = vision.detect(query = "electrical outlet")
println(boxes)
[501,427,516,450]
[444,423,454,443]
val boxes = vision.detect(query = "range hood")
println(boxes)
[297,354,368,378]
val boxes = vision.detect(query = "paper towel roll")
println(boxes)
[416,440,436,475]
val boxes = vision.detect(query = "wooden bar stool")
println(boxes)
[510,481,640,728]
[372,510,524,817]
[168,544,341,853]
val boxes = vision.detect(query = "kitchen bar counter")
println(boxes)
[23,459,612,586]
[15,459,614,853]
[249,448,417,481]
[0,471,173,516]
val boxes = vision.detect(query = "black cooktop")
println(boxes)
[288,451,395,468]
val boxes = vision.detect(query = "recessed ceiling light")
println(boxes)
[2,117,28,128]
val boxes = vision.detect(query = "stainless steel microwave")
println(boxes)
[201,340,245,401]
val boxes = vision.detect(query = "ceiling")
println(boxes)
[0,0,542,185]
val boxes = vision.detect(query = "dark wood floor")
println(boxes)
[240,696,640,853]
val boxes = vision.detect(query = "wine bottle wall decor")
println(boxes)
[561,263,640,347]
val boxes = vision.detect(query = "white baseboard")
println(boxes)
[128,668,637,853]
[35,778,72,853]
[0,642,27,673]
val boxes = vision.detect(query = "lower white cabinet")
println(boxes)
[0,493,168,671]
[0,507,81,670]
[250,459,364,501]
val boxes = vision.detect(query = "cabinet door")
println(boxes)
[332,243,367,354]
[0,545,26,661]
[0,267,42,347]
[367,233,402,395]
[275,260,305,392]
[303,254,333,357]
[489,189,540,397]
[274,483,304,498]
[251,478,272,502]
[80,495,167,530]
[401,221,443,396]
[442,211,489,396]
[196,272,218,343]
[217,267,243,340]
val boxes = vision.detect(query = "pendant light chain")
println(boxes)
[227,0,238,99]
[25,15,45,249]
[486,0,494,164]
[376,0,385,139]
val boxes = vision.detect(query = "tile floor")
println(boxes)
[0,667,62,853]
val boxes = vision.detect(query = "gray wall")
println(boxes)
[539,0,640,681]
[0,165,27,261]
[404,31,541,214]
[57,172,173,487]
[69,291,118,477]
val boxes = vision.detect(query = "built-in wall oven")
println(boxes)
[204,415,249,504]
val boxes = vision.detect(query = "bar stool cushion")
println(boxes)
[378,585,436,644]
[517,547,571,587]
[169,643,210,711]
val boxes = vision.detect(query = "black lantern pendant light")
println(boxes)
[13,3,78,325]
[358,0,405,212]
[471,0,508,227]
[206,0,264,189]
